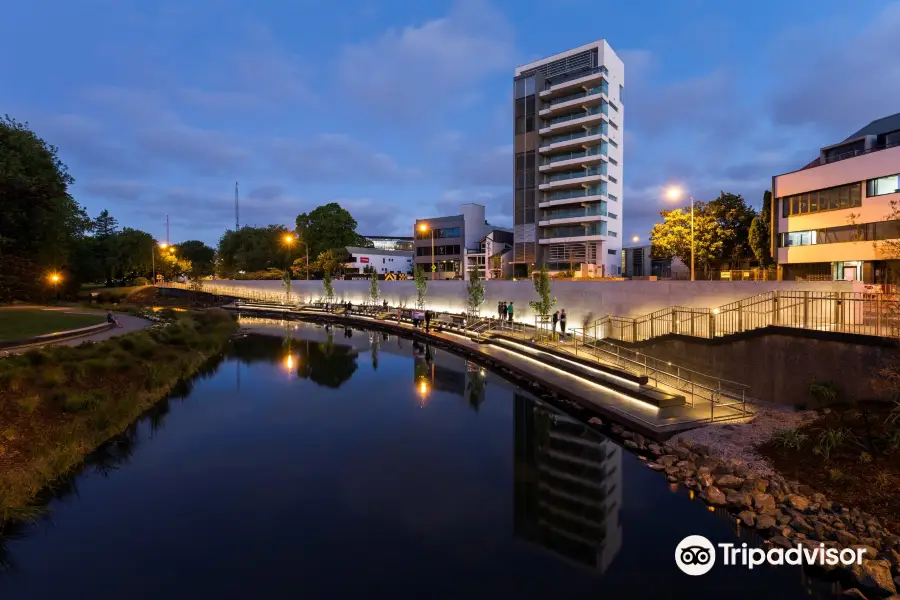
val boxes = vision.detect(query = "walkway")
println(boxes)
[0,307,150,356]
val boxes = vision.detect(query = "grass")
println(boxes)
[0,309,106,342]
[758,402,900,532]
[0,309,238,521]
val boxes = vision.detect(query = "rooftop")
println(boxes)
[842,111,900,142]
[364,235,413,241]
[346,246,413,257]
[787,111,900,173]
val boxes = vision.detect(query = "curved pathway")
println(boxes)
[0,307,151,357]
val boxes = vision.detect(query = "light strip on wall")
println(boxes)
[494,339,641,389]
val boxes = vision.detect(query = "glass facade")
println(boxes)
[540,202,606,221]
[541,222,606,239]
[867,173,900,197]
[778,220,900,247]
[415,226,460,240]
[779,182,862,217]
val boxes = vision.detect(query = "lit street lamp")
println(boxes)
[631,235,640,243]
[48,272,61,301]
[418,223,435,280]
[283,234,309,280]
[666,186,696,282]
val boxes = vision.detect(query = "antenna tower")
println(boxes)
[235,182,240,229]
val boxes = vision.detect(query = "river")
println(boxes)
[0,318,839,599]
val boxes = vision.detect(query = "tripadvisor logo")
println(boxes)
[675,535,867,576]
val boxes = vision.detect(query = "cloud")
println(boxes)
[268,134,420,184]
[332,198,408,235]
[336,0,515,121]
[248,184,284,201]
[447,144,510,187]
[769,2,900,136]
[80,180,149,201]
[135,123,249,176]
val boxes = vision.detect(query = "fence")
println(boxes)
[588,290,900,343]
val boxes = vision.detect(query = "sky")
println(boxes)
[2,0,899,247]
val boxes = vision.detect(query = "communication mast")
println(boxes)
[235,181,240,230]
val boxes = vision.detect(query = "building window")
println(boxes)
[779,182,861,217]
[867,173,900,197]
[607,249,616,255]
[619,84,624,103]
[777,220,900,247]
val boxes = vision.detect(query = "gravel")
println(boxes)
[672,405,820,477]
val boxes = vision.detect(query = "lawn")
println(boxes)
[0,309,106,342]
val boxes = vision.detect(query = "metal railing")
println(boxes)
[585,290,900,343]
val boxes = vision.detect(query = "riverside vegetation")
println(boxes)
[0,309,238,521]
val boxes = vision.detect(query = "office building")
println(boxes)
[415,203,509,280]
[513,395,623,572]
[344,247,413,275]
[364,235,414,252]
[513,40,625,278]
[464,227,514,280]
[772,112,900,285]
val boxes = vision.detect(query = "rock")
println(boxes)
[621,430,634,440]
[834,519,848,530]
[780,526,795,538]
[742,478,769,493]
[752,493,778,514]
[679,466,697,479]
[791,516,815,535]
[851,559,896,596]
[611,424,624,436]
[797,484,816,497]
[814,522,836,541]
[647,462,666,472]
[778,513,793,526]
[684,477,699,490]
[693,443,710,456]
[633,433,646,448]
[808,503,822,514]
[738,510,756,527]
[665,466,679,476]
[673,446,692,461]
[886,549,900,570]
[841,589,868,600]
[698,456,719,470]
[785,494,810,512]
[637,455,648,461]
[812,492,828,505]
[716,474,744,489]
[860,538,882,552]
[770,535,793,549]
[588,417,603,425]
[838,530,861,547]
[648,443,663,456]
[756,514,777,530]
[726,490,752,509]
[667,474,679,483]
[705,486,727,506]
[697,472,714,488]
[658,455,678,467]
[852,545,880,562]
[624,440,639,449]
[895,577,900,592]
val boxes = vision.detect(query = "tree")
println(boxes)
[322,270,334,300]
[216,225,291,277]
[466,265,485,316]
[111,227,155,280]
[707,191,756,266]
[650,204,726,277]
[295,203,369,258]
[315,248,349,277]
[175,240,215,277]
[369,272,380,305]
[92,209,120,285]
[529,264,556,315]
[749,190,773,267]
[414,265,428,309]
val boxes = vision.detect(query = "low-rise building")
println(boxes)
[772,112,900,285]
[464,228,515,280]
[415,203,511,280]
[622,245,689,279]
[344,247,413,275]
[364,235,414,252]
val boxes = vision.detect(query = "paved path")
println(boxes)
[0,307,151,356]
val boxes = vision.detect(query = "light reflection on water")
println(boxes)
[0,318,839,600]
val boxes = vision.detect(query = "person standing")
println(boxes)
[425,310,432,332]
[559,309,567,340]
[498,301,504,321]
[552,311,559,339]
[507,301,514,323]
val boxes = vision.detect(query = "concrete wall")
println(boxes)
[202,279,861,326]
[613,331,895,406]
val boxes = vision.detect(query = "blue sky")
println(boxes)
[3,0,899,247]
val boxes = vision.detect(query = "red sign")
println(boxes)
[360,257,370,263]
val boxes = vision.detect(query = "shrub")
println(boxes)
[41,366,66,387]
[813,427,853,460]
[23,349,47,367]
[773,428,807,451]
[60,392,100,413]
[809,381,838,406]
[133,277,150,286]
[17,395,40,414]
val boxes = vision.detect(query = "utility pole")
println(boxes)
[166,214,170,246]
[235,181,240,230]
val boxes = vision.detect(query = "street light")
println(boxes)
[666,186,696,282]
[152,242,169,284]
[283,234,309,280]
[631,235,640,243]
[418,223,434,280]
[48,272,61,301]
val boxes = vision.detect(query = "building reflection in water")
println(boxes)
[513,394,623,573]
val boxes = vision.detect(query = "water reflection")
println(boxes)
[231,332,359,389]
[514,394,623,573]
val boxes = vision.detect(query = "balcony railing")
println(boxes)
[543,67,605,90]
[821,140,900,166]
[543,127,604,146]
[548,107,603,127]
[546,185,606,201]
[545,146,606,164]
[541,204,607,221]
[541,223,606,239]
[547,166,606,183]
[549,84,607,107]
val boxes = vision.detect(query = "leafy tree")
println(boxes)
[369,272,380,305]
[322,270,334,300]
[529,264,556,315]
[466,265,485,316]
[414,265,428,309]
[216,225,291,277]
[650,204,726,277]
[111,227,155,280]
[295,203,369,258]
[92,209,120,285]
[0,115,90,297]
[707,191,756,266]
[175,240,215,277]
[315,248,349,277]
[749,190,773,267]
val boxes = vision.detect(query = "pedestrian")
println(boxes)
[552,311,559,337]
[347,300,352,314]
[507,301,514,323]
[425,309,432,332]
[498,301,504,321]
[560,309,567,339]
[383,299,388,310]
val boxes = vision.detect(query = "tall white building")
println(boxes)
[772,113,900,285]
[512,40,625,278]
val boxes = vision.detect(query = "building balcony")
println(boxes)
[539,223,607,243]
[539,147,606,172]
[539,127,605,153]
[540,69,607,97]
[540,108,605,135]
[540,186,606,208]
[539,167,605,191]
[540,85,608,117]
[539,213,606,227]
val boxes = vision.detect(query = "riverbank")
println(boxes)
[0,309,238,521]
